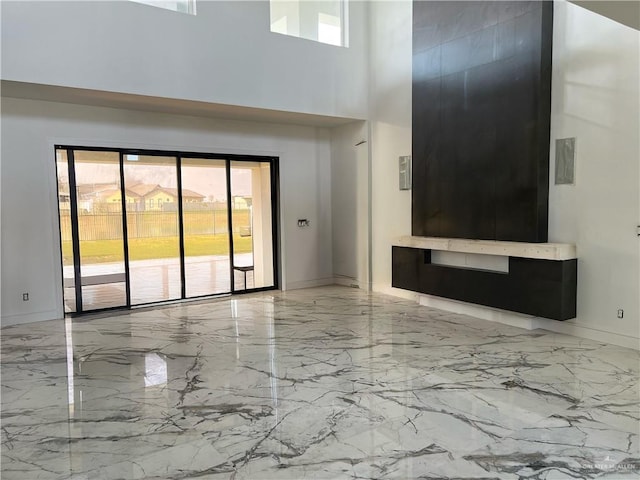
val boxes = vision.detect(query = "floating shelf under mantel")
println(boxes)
[393,236,576,261]
[391,236,578,320]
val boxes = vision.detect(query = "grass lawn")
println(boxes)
[62,234,253,265]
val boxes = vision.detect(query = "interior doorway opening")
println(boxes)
[55,146,279,315]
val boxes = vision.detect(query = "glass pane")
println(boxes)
[73,150,127,311]
[130,0,195,15]
[56,150,76,313]
[230,161,274,291]
[123,155,181,305]
[181,158,231,297]
[270,0,345,47]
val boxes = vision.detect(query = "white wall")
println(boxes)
[368,1,413,296]
[0,98,333,326]
[330,120,369,287]
[329,0,414,293]
[0,0,368,120]
[546,1,640,342]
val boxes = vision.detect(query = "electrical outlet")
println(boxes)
[617,309,624,319]
[22,293,29,301]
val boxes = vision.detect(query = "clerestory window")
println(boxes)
[270,0,347,47]
[131,0,196,15]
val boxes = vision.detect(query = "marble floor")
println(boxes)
[1,286,638,479]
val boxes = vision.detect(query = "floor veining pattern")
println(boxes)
[1,286,638,479]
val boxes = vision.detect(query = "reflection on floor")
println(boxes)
[1,286,638,479]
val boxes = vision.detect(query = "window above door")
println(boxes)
[130,0,196,15]
[270,0,347,47]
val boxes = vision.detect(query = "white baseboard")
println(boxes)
[1,309,61,327]
[418,294,539,330]
[333,276,364,289]
[283,277,336,291]
[372,283,420,301]
[532,318,640,350]
[378,288,640,351]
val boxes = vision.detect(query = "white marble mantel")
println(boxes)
[393,236,577,261]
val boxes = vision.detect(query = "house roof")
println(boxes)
[159,187,204,199]
[127,183,158,197]
[75,183,205,200]
[127,183,204,200]
[93,187,142,201]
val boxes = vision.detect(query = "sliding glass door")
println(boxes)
[56,150,77,313]
[56,150,128,312]
[230,161,275,292]
[181,158,231,297]
[56,147,278,315]
[123,154,182,305]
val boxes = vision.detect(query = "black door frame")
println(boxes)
[55,145,280,316]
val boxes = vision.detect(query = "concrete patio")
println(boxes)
[63,253,255,312]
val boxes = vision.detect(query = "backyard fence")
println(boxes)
[59,209,251,241]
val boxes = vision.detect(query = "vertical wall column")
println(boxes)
[412,1,553,242]
[251,163,274,288]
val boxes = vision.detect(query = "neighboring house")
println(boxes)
[127,183,157,198]
[75,183,121,212]
[69,183,205,212]
[130,184,205,211]
[61,183,141,212]
[143,189,173,211]
[96,188,141,209]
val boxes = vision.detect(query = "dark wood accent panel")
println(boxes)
[390,245,424,291]
[412,1,552,242]
[392,247,577,320]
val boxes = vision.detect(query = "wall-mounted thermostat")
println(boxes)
[399,156,412,190]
